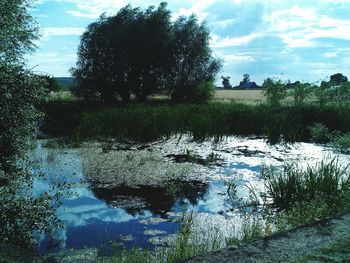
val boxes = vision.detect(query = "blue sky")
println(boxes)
[28,0,350,85]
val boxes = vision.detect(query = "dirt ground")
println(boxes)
[183,213,350,263]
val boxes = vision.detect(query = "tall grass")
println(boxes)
[97,213,220,263]
[262,159,350,212]
[260,159,350,232]
[42,102,350,143]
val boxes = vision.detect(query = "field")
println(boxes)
[215,89,265,103]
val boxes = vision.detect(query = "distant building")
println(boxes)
[239,81,260,89]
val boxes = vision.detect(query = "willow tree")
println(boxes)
[73,3,173,103]
[72,2,221,103]
[0,0,59,248]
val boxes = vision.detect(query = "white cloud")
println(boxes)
[173,0,216,20]
[211,18,236,29]
[27,52,77,76]
[211,33,262,48]
[264,6,350,48]
[324,52,338,58]
[223,54,255,64]
[41,27,85,39]
[59,0,163,18]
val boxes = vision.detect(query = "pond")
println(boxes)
[31,135,350,256]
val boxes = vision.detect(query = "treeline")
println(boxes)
[71,2,221,104]
[262,73,350,107]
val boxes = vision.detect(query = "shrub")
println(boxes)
[191,81,215,103]
[332,133,350,154]
[291,82,314,106]
[262,78,287,107]
[308,123,331,143]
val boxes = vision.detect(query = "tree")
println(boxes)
[0,0,39,63]
[0,0,60,248]
[41,75,61,92]
[316,73,350,106]
[262,78,287,107]
[239,73,250,86]
[73,3,173,103]
[221,76,232,89]
[290,82,314,106]
[168,15,221,102]
[72,2,221,103]
[330,73,348,85]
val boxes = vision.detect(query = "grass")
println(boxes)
[97,213,220,263]
[332,132,350,154]
[41,101,350,143]
[263,159,350,212]
[292,238,350,263]
[262,159,350,231]
[46,90,78,103]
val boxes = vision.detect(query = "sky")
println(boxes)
[28,0,350,86]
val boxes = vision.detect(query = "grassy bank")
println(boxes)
[293,238,350,263]
[263,159,350,230]
[41,102,350,143]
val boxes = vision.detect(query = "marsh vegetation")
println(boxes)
[1,1,350,263]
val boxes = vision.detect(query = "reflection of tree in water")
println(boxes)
[91,180,209,216]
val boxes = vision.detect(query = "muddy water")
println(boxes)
[31,136,349,255]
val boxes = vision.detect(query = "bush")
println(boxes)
[291,82,314,106]
[262,78,287,107]
[308,123,331,143]
[172,82,215,103]
[332,133,350,153]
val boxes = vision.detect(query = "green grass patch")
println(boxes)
[292,238,350,263]
[262,159,350,231]
[263,159,350,212]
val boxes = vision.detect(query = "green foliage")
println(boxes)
[173,81,215,103]
[332,132,350,154]
[72,2,221,104]
[262,159,350,212]
[0,64,45,171]
[169,16,221,102]
[0,0,39,62]
[0,0,61,249]
[72,3,173,103]
[0,170,62,248]
[330,73,348,85]
[241,217,264,242]
[308,123,331,143]
[239,73,250,86]
[275,197,336,231]
[41,75,61,92]
[293,238,350,263]
[316,73,350,106]
[221,76,232,89]
[97,213,214,263]
[42,102,350,144]
[290,82,314,106]
[262,78,287,107]
[309,123,350,152]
